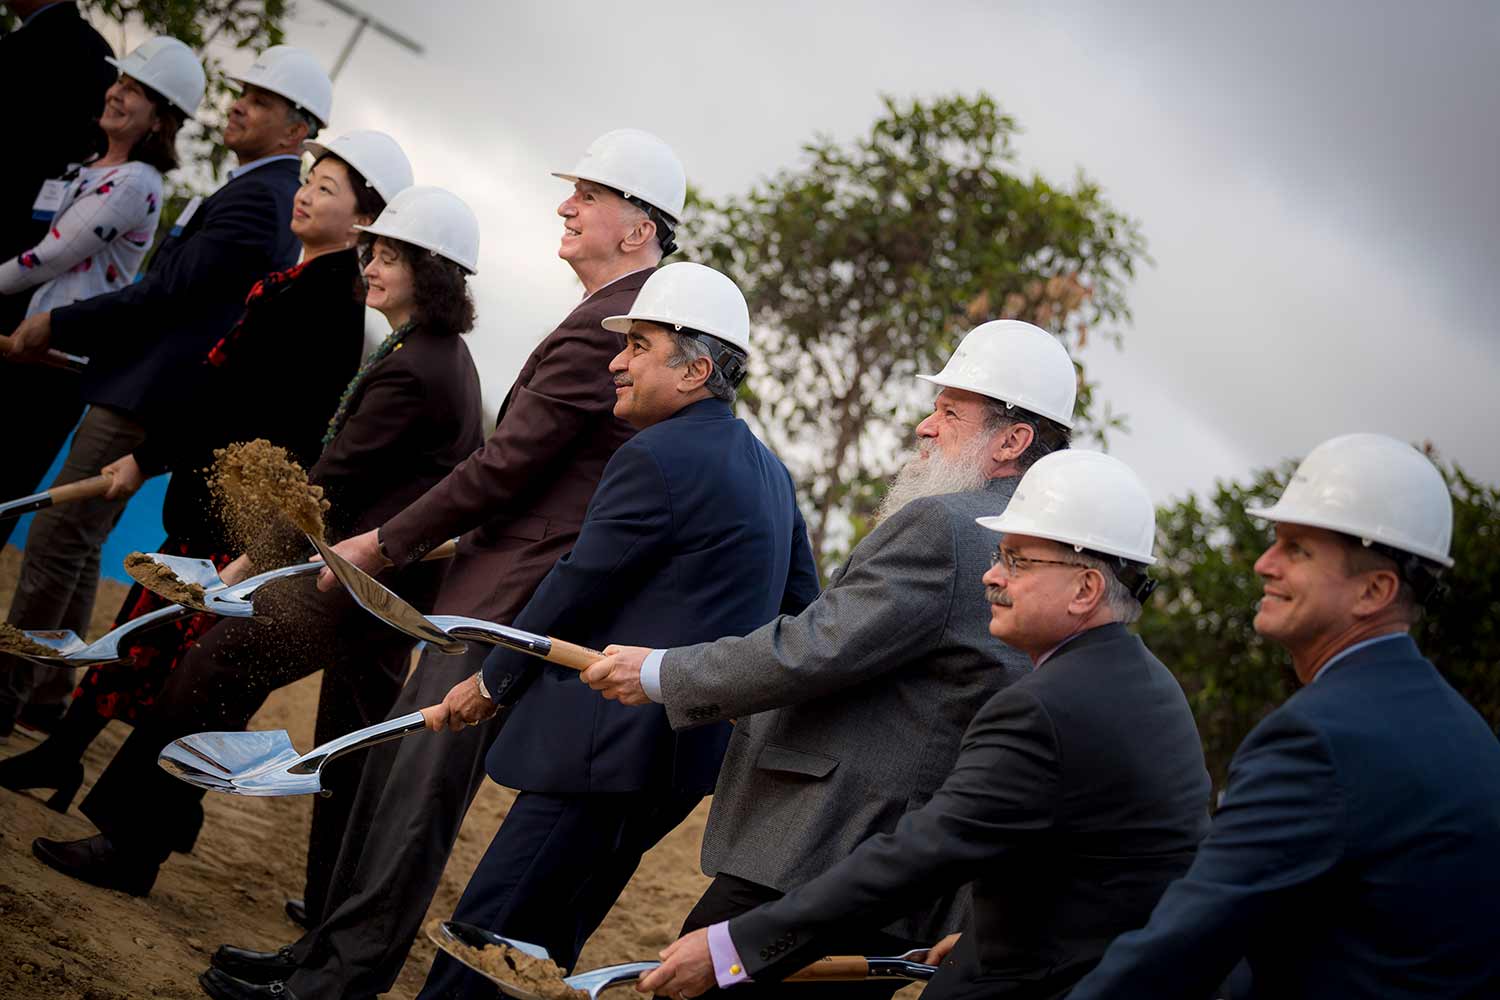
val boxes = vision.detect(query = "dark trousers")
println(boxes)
[0,360,83,502]
[418,788,703,999]
[285,643,503,1000]
[0,403,138,731]
[680,874,922,1000]
[77,576,411,890]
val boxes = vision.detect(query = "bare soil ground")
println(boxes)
[0,544,712,999]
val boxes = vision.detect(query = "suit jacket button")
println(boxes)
[759,948,770,960]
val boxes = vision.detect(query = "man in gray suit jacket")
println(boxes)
[583,320,1080,981]
[638,452,1211,1000]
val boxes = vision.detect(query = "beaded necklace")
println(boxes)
[321,320,415,452]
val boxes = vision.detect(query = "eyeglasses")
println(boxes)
[989,546,1089,577]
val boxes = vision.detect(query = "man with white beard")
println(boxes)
[583,320,1077,995]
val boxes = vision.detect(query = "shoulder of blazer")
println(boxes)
[574,268,653,320]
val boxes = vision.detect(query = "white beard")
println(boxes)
[874,433,992,525]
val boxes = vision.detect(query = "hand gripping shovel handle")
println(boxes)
[0,474,113,522]
[0,333,88,372]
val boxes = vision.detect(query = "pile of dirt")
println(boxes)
[122,552,207,607]
[0,621,59,657]
[428,920,587,999]
[206,439,329,570]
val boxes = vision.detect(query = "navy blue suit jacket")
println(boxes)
[51,158,301,421]
[1069,634,1500,1000]
[481,397,820,797]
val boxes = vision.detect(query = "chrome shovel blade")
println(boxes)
[158,709,431,797]
[13,601,196,668]
[428,921,656,1000]
[126,552,324,619]
[306,533,465,653]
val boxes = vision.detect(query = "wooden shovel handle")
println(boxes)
[48,475,114,505]
[0,334,84,372]
[420,538,459,561]
[788,956,871,980]
[546,638,606,671]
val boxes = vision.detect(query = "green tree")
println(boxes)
[1141,452,1500,791]
[681,94,1148,570]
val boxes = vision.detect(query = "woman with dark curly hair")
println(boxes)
[0,131,412,800]
[26,187,487,920]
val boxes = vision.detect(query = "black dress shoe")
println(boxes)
[0,739,85,812]
[199,967,299,999]
[211,943,299,984]
[32,834,157,896]
[283,897,310,929]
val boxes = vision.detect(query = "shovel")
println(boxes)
[159,702,446,796]
[0,474,113,524]
[306,533,603,668]
[0,333,88,372]
[427,920,937,1000]
[5,601,198,668]
[125,538,459,617]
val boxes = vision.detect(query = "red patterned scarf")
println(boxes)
[205,260,309,367]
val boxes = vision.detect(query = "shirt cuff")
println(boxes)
[640,648,666,703]
[708,921,751,987]
[474,670,492,700]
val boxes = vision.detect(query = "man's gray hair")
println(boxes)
[1073,550,1144,624]
[666,332,736,402]
[285,103,320,135]
[980,399,1071,471]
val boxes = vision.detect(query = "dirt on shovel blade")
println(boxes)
[123,552,206,606]
[427,921,587,1000]
[207,439,330,570]
[0,621,57,657]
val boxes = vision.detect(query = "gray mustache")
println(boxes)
[986,585,1011,607]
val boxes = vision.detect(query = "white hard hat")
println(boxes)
[1245,433,1453,567]
[553,129,687,223]
[917,320,1077,428]
[977,450,1157,566]
[302,130,413,203]
[355,186,480,274]
[603,262,751,355]
[231,45,333,128]
[106,36,206,119]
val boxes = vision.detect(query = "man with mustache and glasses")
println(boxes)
[583,320,1076,997]
[639,451,1210,1000]
[1068,435,1500,1000]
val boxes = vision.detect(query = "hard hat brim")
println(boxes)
[1243,503,1455,567]
[105,56,201,119]
[916,372,1076,429]
[974,514,1156,566]
[353,221,478,276]
[601,312,751,354]
[552,171,682,225]
[227,77,328,129]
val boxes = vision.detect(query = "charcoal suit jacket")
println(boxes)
[729,623,1212,1000]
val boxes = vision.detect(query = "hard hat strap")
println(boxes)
[619,191,678,256]
[690,332,748,390]
[1362,539,1446,604]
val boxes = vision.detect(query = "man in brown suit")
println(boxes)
[203,130,689,1000]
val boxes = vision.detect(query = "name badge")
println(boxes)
[170,195,203,237]
[31,179,68,221]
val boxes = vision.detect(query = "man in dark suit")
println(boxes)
[413,261,818,999]
[0,46,327,741]
[1068,434,1500,1000]
[205,131,690,1000]
[642,451,1211,1000]
[0,0,114,499]
[582,321,1078,983]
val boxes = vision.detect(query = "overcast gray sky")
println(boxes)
[179,0,1500,500]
